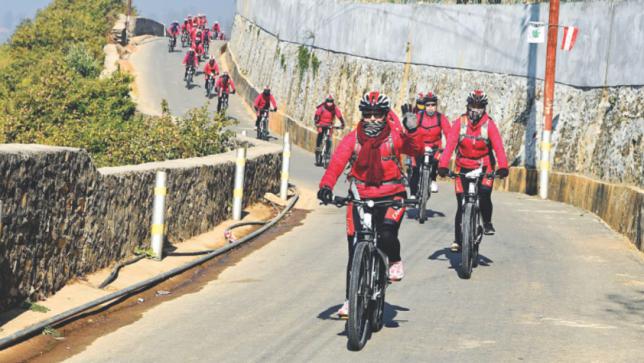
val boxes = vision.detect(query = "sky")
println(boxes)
[0,0,237,43]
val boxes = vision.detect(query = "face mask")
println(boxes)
[468,108,484,123]
[362,119,386,137]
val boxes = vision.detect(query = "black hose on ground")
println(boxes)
[0,189,299,351]
[98,255,146,289]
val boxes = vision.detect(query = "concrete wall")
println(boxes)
[237,0,644,87]
[0,140,281,312]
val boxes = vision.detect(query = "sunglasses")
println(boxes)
[426,103,437,107]
[362,111,387,119]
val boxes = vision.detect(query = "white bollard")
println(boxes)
[151,171,167,260]
[280,132,291,201]
[232,147,247,221]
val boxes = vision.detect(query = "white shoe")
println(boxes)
[409,195,417,200]
[337,300,349,319]
[388,261,404,281]
[431,181,439,193]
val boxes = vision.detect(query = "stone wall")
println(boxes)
[0,140,281,312]
[228,14,643,188]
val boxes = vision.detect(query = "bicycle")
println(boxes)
[205,74,216,98]
[257,109,273,140]
[449,167,495,279]
[168,36,176,53]
[185,66,195,88]
[217,91,230,114]
[316,125,343,168]
[181,31,189,48]
[204,41,210,58]
[415,146,437,224]
[331,194,417,351]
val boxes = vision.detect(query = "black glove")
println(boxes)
[317,186,333,205]
[438,167,449,178]
[231,90,236,94]
[271,108,277,112]
[496,168,509,179]
[401,103,413,115]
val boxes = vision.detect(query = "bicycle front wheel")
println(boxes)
[347,242,371,351]
[369,249,387,333]
[461,203,476,279]
[418,165,431,223]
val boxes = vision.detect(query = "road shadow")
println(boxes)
[428,247,494,279]
[604,290,644,326]
[406,208,445,220]
[317,301,410,341]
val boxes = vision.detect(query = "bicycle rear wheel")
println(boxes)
[322,138,331,169]
[461,203,476,279]
[418,165,430,223]
[347,242,371,351]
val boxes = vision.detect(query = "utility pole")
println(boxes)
[125,0,132,43]
[539,0,560,200]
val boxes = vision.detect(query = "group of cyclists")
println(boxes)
[315,89,508,318]
[166,14,236,111]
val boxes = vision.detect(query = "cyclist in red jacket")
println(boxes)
[437,90,509,251]
[317,91,421,318]
[409,92,451,195]
[203,58,219,90]
[182,49,198,79]
[216,72,236,112]
[253,87,277,129]
[314,95,345,166]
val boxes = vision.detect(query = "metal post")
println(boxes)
[151,171,167,260]
[280,132,291,201]
[539,0,560,200]
[232,147,247,221]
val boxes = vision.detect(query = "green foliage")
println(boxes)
[22,300,51,313]
[311,53,321,77]
[297,45,310,77]
[65,44,101,78]
[0,0,235,166]
[280,54,287,71]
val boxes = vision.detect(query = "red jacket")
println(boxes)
[315,105,344,127]
[216,77,236,95]
[253,94,277,110]
[412,111,451,153]
[320,128,421,198]
[191,42,204,56]
[213,23,221,33]
[204,61,219,76]
[167,24,180,37]
[438,114,508,170]
[183,52,198,67]
[388,110,404,134]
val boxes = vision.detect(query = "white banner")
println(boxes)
[527,21,546,44]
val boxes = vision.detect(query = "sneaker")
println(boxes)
[408,195,417,200]
[430,181,439,193]
[388,261,404,281]
[483,222,496,235]
[337,300,349,319]
[450,241,461,252]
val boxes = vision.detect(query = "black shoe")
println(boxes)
[483,222,496,235]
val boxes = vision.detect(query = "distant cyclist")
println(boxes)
[408,92,451,195]
[317,91,422,318]
[192,38,205,61]
[216,72,236,112]
[167,21,180,39]
[253,86,278,130]
[437,90,509,252]
[314,95,345,165]
[212,21,221,39]
[203,58,220,89]
[183,49,198,79]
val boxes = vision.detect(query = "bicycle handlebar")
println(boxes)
[448,170,496,180]
[330,196,417,208]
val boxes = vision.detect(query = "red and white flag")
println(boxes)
[561,26,579,51]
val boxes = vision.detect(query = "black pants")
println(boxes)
[217,93,227,112]
[345,194,404,299]
[454,170,493,244]
[316,127,330,150]
[255,109,269,128]
[409,155,438,196]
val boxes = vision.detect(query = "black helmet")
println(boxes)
[263,86,270,96]
[325,94,334,103]
[467,90,488,107]
[359,91,390,112]
[424,91,438,104]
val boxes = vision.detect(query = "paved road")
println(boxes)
[66,38,644,362]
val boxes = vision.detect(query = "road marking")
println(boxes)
[516,209,571,214]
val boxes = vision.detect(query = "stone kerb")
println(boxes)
[0,139,281,312]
